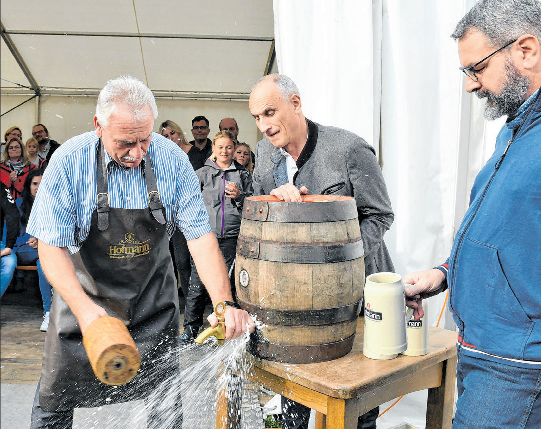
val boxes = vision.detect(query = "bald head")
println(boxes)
[219,118,239,140]
[249,74,307,153]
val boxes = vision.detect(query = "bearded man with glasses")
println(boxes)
[404,0,541,427]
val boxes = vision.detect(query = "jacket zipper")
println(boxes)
[450,91,540,319]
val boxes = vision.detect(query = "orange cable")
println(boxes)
[378,290,449,418]
[436,290,449,328]
[378,395,404,417]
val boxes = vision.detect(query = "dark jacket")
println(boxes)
[188,139,213,171]
[43,139,60,162]
[252,120,394,275]
[1,182,20,248]
[197,158,253,238]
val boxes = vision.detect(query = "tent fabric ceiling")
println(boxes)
[1,0,275,100]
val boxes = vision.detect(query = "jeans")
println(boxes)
[1,242,17,297]
[183,237,237,335]
[453,347,541,428]
[0,242,52,314]
[170,229,191,299]
[30,378,183,428]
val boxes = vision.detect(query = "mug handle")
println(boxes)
[406,306,414,321]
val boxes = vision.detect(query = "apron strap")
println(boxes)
[96,141,166,230]
[96,142,110,231]
[143,156,166,225]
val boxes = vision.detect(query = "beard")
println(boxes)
[476,58,530,120]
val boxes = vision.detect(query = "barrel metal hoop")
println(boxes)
[243,201,269,221]
[250,334,356,364]
[237,298,361,326]
[242,198,358,223]
[236,237,364,263]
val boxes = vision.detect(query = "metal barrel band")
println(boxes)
[242,198,358,223]
[250,334,356,364]
[237,298,361,326]
[236,237,364,263]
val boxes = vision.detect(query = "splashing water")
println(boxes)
[73,321,266,428]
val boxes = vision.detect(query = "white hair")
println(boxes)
[95,76,158,128]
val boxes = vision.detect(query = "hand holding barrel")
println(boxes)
[270,183,308,202]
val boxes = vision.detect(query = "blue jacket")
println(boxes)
[447,89,541,368]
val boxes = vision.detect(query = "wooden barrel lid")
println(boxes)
[243,195,358,223]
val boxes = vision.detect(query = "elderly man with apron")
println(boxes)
[27,76,254,428]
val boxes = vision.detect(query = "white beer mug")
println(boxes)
[363,272,413,360]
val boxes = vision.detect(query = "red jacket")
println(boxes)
[0,162,36,199]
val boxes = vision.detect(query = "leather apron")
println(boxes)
[38,143,180,412]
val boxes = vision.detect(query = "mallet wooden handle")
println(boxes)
[83,316,140,386]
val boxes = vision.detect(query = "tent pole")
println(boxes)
[36,95,41,124]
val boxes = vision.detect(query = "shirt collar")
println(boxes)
[507,88,540,130]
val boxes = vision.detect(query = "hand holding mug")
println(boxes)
[225,181,240,199]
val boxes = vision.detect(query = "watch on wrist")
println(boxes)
[223,300,240,309]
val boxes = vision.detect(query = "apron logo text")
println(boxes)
[108,232,151,259]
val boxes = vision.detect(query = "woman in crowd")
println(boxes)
[160,119,193,154]
[181,130,253,342]
[0,137,36,199]
[1,168,52,331]
[160,119,197,300]
[1,126,23,158]
[234,142,254,173]
[26,137,47,168]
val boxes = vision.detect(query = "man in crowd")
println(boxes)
[405,0,541,427]
[249,74,395,429]
[32,124,60,163]
[27,76,254,428]
[219,117,255,165]
[189,115,213,170]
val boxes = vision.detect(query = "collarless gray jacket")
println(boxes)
[252,121,394,276]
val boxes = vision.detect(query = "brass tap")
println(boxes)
[194,302,226,345]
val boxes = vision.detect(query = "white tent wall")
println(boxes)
[1,95,36,140]
[274,0,506,428]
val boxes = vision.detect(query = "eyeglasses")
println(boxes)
[192,126,208,130]
[459,39,517,82]
[32,129,45,136]
[221,127,237,132]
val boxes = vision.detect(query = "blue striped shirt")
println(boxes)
[27,131,211,254]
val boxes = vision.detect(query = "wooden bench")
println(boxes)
[217,319,457,429]
[16,265,37,271]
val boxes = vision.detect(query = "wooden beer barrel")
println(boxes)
[235,195,365,363]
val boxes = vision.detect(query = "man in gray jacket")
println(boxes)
[249,74,394,429]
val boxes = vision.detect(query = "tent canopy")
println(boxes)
[1,0,275,101]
